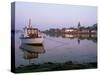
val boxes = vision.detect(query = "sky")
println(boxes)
[15,2,97,31]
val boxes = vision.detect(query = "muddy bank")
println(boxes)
[15,61,97,73]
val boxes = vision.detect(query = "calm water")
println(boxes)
[15,32,97,67]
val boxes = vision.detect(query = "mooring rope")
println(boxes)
[44,37,69,50]
[45,37,69,45]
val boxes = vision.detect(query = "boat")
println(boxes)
[20,19,44,45]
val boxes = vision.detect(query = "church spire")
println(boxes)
[78,21,81,29]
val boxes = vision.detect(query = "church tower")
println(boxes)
[78,22,81,29]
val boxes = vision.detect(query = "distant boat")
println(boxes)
[20,19,44,45]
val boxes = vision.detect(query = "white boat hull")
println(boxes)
[21,37,43,45]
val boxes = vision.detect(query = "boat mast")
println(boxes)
[29,18,31,28]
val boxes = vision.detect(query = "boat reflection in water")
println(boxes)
[20,44,45,64]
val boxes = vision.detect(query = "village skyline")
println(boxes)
[15,22,97,32]
[15,2,97,31]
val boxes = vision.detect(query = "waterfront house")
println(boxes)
[79,28,90,33]
[62,28,78,34]
[91,30,97,33]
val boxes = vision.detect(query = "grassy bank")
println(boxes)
[15,61,97,73]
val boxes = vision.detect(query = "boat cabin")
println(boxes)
[23,19,41,38]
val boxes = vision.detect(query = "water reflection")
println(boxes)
[15,32,97,67]
[45,33,97,43]
[20,44,45,64]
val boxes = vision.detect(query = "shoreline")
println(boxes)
[15,61,97,73]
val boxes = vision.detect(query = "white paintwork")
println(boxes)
[21,19,44,44]
[21,37,43,44]
[24,27,28,37]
